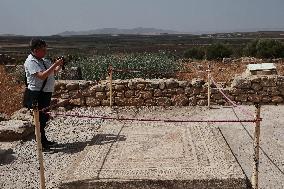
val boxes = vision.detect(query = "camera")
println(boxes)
[57,56,68,70]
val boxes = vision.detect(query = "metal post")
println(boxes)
[251,104,261,189]
[33,105,46,189]
[109,65,113,107]
[206,64,211,108]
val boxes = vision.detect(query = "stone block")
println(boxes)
[178,80,191,88]
[159,82,166,90]
[248,94,261,103]
[136,84,146,90]
[66,83,79,91]
[191,78,205,88]
[261,76,277,87]
[0,113,10,122]
[90,84,105,92]
[271,96,283,103]
[125,90,135,98]
[79,81,91,90]
[69,98,83,106]
[116,92,125,98]
[145,99,156,106]
[264,87,280,96]
[185,87,193,97]
[262,96,271,103]
[147,82,159,89]
[211,94,222,100]
[231,77,251,89]
[192,88,201,95]
[165,78,179,89]
[54,82,66,91]
[95,92,107,100]
[114,84,125,91]
[188,96,197,106]
[128,81,136,90]
[251,83,262,91]
[86,97,101,106]
[127,98,144,106]
[176,88,185,95]
[81,89,94,97]
[0,120,34,141]
[10,108,33,122]
[276,76,284,86]
[172,94,189,106]
[235,94,248,102]
[101,99,110,106]
[156,97,171,106]
[114,97,126,106]
[197,99,207,106]
[153,89,162,97]
[140,91,153,99]
[250,76,261,83]
[163,89,176,97]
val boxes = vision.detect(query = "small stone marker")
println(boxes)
[246,63,277,75]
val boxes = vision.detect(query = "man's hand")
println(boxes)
[54,58,64,67]
[54,58,65,74]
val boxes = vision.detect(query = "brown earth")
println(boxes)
[176,60,284,85]
[0,65,25,116]
[0,61,284,116]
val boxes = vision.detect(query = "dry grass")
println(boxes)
[176,60,284,85]
[0,65,25,116]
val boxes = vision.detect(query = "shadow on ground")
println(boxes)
[46,134,126,154]
[0,149,16,165]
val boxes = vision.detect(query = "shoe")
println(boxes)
[42,143,50,152]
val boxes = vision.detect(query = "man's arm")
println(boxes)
[54,65,62,74]
[35,59,64,80]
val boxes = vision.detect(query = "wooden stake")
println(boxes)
[206,64,211,108]
[33,106,46,189]
[109,65,113,107]
[251,104,261,189]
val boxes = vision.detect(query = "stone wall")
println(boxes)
[52,75,284,107]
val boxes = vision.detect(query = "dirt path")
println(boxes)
[0,65,24,116]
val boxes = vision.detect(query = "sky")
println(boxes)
[0,0,284,36]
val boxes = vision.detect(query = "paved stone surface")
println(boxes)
[208,105,284,189]
[60,107,246,189]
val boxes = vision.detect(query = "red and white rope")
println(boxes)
[210,77,255,118]
[47,111,259,123]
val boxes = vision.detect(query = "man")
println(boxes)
[24,38,64,150]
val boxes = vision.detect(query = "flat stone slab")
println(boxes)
[0,120,33,141]
[60,108,246,189]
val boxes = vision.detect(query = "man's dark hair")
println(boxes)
[29,38,46,51]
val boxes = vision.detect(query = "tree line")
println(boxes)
[183,39,284,60]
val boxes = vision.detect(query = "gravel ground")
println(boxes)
[0,107,113,189]
[209,105,284,189]
[0,106,283,189]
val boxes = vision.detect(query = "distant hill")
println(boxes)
[56,27,182,36]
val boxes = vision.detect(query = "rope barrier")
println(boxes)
[210,77,255,118]
[210,77,238,107]
[39,99,70,113]
[47,111,260,123]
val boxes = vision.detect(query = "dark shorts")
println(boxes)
[23,88,52,109]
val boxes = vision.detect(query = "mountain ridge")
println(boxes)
[56,27,183,36]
